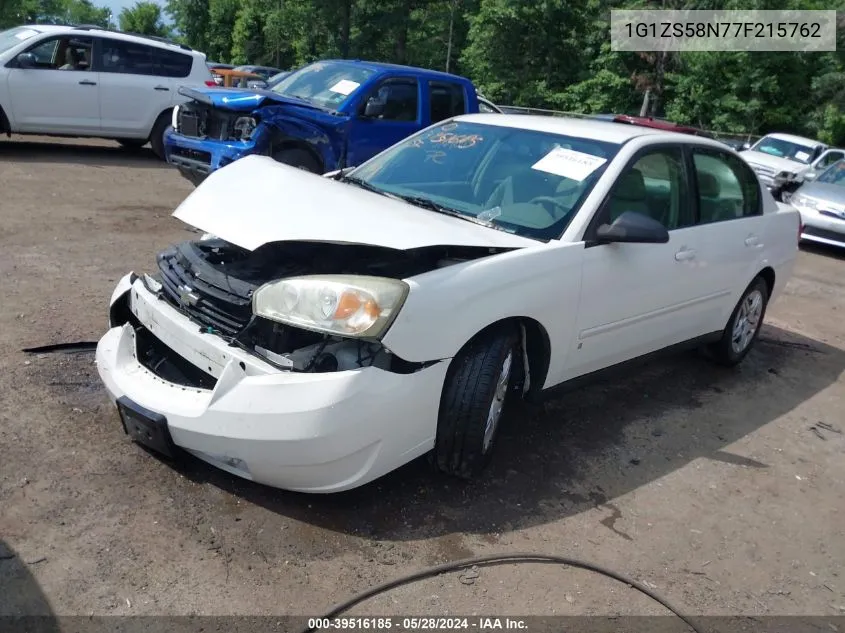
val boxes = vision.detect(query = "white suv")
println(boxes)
[0,24,215,158]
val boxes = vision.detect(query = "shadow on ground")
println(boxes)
[800,241,845,261]
[169,323,845,541]
[0,139,167,169]
[0,540,57,624]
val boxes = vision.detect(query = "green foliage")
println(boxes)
[5,0,839,143]
[119,1,170,36]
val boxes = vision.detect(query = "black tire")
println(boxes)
[116,138,146,150]
[149,112,171,160]
[708,276,769,367]
[433,327,521,479]
[272,147,321,173]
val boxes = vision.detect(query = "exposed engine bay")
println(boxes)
[116,238,507,382]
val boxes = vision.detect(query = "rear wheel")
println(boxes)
[149,112,171,160]
[271,147,321,173]
[708,276,769,366]
[432,327,521,479]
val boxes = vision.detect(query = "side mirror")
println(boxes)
[16,52,36,69]
[741,142,751,151]
[804,171,817,181]
[363,96,385,118]
[596,211,670,244]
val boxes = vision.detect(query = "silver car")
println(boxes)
[790,159,845,248]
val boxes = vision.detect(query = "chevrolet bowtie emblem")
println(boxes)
[178,285,200,306]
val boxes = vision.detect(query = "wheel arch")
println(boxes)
[445,316,552,403]
[148,107,173,140]
[757,266,775,298]
[0,105,10,136]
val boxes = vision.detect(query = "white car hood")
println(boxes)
[741,150,809,174]
[173,155,536,251]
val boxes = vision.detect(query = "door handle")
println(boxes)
[675,247,696,261]
[78,79,97,86]
[745,235,764,248]
[154,85,170,91]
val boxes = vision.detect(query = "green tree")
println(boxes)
[119,1,170,36]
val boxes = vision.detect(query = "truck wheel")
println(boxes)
[432,326,520,479]
[707,276,769,367]
[149,112,171,160]
[272,147,321,173]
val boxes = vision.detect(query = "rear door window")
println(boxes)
[692,150,762,224]
[429,81,467,123]
[97,39,155,75]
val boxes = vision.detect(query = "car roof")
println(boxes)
[316,58,470,82]
[762,132,822,146]
[22,24,200,55]
[452,113,693,144]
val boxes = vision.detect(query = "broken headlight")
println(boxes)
[252,275,409,339]
[233,116,257,141]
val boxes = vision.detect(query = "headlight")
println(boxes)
[776,170,796,180]
[252,275,409,338]
[171,105,180,131]
[233,116,257,141]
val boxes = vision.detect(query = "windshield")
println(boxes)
[751,135,817,164]
[0,27,39,55]
[347,120,621,241]
[815,159,845,186]
[271,61,375,110]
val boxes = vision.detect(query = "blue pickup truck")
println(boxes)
[164,59,495,185]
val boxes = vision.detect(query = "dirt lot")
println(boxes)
[1,136,844,621]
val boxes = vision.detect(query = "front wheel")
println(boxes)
[271,147,321,173]
[432,327,520,479]
[708,276,769,366]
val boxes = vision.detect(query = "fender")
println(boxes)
[259,108,348,171]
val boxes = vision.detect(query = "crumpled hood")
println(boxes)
[740,150,810,175]
[178,87,325,112]
[172,155,536,251]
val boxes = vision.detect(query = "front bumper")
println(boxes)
[95,274,448,493]
[163,126,271,185]
[797,207,845,248]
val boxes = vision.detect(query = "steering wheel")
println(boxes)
[529,196,568,220]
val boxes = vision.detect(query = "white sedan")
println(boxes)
[95,114,800,493]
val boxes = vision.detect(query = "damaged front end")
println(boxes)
[110,237,505,385]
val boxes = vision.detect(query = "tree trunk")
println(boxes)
[340,0,351,58]
[445,0,456,72]
[395,0,412,64]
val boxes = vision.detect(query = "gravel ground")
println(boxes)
[1,137,843,621]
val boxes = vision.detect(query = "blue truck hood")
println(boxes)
[178,86,329,113]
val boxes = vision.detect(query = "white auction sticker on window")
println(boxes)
[329,79,360,95]
[794,151,810,162]
[531,147,607,181]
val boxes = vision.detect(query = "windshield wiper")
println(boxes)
[341,176,406,201]
[393,194,510,232]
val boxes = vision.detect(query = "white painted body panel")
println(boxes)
[97,120,801,492]
[173,155,537,250]
[96,275,447,493]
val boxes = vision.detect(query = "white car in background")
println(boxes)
[96,115,800,493]
[740,132,827,191]
[0,24,214,157]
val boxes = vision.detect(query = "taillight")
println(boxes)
[205,80,217,86]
